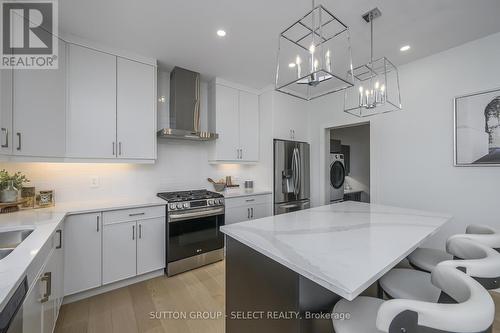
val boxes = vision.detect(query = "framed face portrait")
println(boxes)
[454,88,500,166]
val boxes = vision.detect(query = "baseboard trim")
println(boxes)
[62,269,164,304]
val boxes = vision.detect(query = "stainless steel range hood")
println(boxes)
[157,67,218,141]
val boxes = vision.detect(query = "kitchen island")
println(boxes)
[220,201,451,333]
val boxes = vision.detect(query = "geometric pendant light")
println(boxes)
[344,8,402,117]
[275,0,355,101]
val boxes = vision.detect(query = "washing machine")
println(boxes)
[330,154,345,202]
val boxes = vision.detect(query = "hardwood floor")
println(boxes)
[55,261,500,333]
[55,262,225,333]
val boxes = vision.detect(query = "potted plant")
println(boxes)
[0,170,29,203]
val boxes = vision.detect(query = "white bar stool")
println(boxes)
[380,237,500,303]
[408,224,499,272]
[332,262,494,333]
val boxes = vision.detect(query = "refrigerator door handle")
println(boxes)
[295,148,302,195]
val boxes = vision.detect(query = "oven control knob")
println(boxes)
[219,199,224,205]
[208,199,214,205]
[183,202,189,208]
[176,203,183,209]
[169,203,176,210]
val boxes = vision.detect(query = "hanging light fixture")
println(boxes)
[275,0,354,101]
[344,8,402,117]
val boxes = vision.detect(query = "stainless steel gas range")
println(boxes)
[157,190,225,276]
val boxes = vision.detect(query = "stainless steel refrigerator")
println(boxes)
[274,139,310,215]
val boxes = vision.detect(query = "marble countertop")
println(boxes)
[0,197,166,311]
[222,188,272,199]
[220,201,451,301]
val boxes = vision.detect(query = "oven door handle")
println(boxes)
[168,207,224,223]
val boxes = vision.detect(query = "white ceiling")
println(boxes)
[60,0,500,89]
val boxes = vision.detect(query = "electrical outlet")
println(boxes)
[90,176,100,188]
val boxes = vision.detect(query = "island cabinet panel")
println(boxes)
[226,237,300,333]
[225,237,339,333]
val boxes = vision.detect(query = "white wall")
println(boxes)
[331,124,370,202]
[308,31,500,249]
[1,141,262,202]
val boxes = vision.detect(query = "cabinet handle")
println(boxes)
[129,212,145,217]
[240,149,243,160]
[251,207,254,218]
[96,216,100,232]
[16,132,21,151]
[112,142,115,156]
[56,229,62,249]
[247,208,250,219]
[1,128,8,148]
[245,198,255,202]
[236,149,239,159]
[119,142,122,156]
[139,224,142,239]
[132,225,135,240]
[40,272,52,303]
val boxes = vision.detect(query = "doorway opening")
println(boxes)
[328,123,370,203]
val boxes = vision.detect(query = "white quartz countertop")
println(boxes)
[0,197,166,311]
[220,201,451,301]
[222,188,272,199]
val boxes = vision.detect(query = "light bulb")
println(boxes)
[380,84,386,92]
[374,81,380,89]
[365,90,369,96]
[296,56,302,65]
[309,44,315,54]
[289,63,296,68]
[359,86,363,93]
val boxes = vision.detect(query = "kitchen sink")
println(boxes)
[0,228,34,250]
[0,248,14,260]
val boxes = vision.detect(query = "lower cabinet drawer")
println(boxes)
[103,205,165,225]
[225,193,272,208]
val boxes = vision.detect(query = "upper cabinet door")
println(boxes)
[214,84,240,160]
[0,69,12,155]
[12,40,67,157]
[116,58,156,159]
[238,91,259,161]
[67,44,117,158]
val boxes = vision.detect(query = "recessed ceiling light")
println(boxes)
[288,63,296,68]
[400,45,411,52]
[217,30,226,37]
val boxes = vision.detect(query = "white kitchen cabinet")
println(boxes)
[210,84,239,160]
[137,217,165,275]
[23,275,42,333]
[23,229,63,333]
[0,69,12,155]
[225,194,273,225]
[238,90,259,161]
[272,92,309,142]
[103,221,137,284]
[67,44,117,158]
[209,80,259,162]
[64,212,102,296]
[116,57,156,159]
[12,40,67,157]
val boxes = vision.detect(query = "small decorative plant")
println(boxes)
[0,170,29,191]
